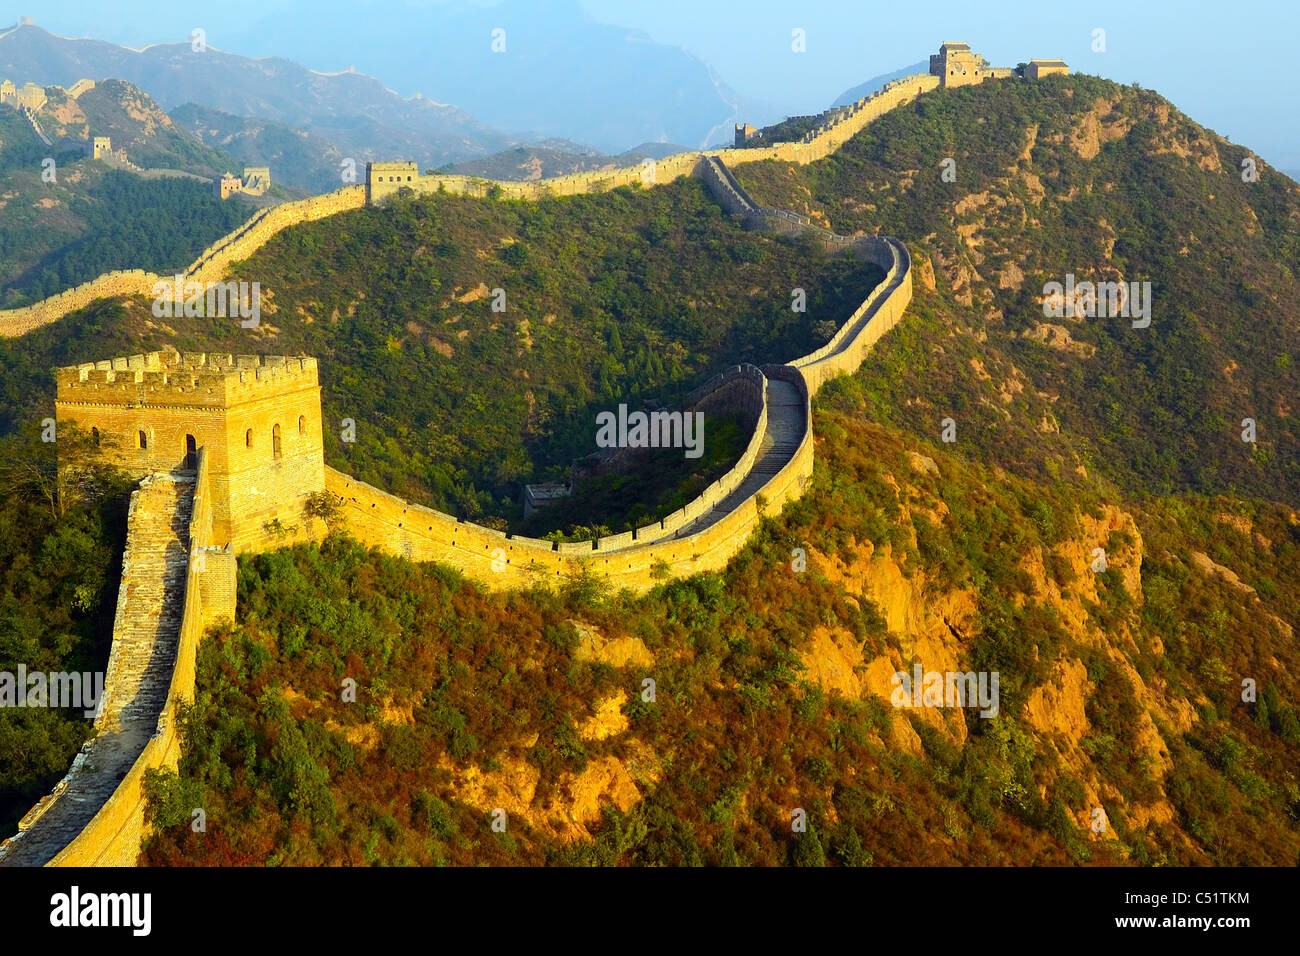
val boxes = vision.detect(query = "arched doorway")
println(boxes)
[184,435,197,471]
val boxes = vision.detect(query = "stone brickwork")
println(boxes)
[0,448,234,867]
[0,270,162,338]
[55,351,325,549]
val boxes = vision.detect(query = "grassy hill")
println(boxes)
[137,402,1300,866]
[171,102,343,195]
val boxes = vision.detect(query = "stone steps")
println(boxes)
[0,474,194,867]
[675,378,805,536]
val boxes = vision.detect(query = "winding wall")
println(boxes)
[3,68,935,867]
[0,187,367,337]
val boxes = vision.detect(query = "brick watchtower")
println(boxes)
[55,350,325,550]
[929,41,986,88]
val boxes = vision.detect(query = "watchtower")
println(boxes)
[929,41,986,88]
[55,351,325,551]
[215,173,243,199]
[91,136,112,160]
[366,160,420,203]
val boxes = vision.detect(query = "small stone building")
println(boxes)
[1025,59,1070,80]
[734,123,758,147]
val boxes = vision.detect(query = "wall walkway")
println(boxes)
[0,450,235,867]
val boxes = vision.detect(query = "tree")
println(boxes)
[303,490,345,532]
[792,824,827,867]
[0,421,128,519]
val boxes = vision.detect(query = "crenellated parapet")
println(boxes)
[57,352,319,408]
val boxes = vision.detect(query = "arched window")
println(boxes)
[246,428,253,448]
[138,429,147,450]
[298,415,306,435]
[272,424,282,460]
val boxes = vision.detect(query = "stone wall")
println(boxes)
[0,73,936,341]
[185,186,366,284]
[0,187,368,339]
[40,449,233,866]
[792,239,913,395]
[365,75,940,207]
[0,270,162,338]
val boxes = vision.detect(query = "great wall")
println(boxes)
[0,43,1065,866]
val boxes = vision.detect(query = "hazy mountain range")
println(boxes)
[0,7,787,180]
[214,0,781,153]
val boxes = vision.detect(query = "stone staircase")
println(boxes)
[675,378,805,537]
[0,474,193,867]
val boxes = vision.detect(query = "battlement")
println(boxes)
[56,352,319,408]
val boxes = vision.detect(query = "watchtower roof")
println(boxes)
[56,351,319,408]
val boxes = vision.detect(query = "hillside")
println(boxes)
[205,0,781,153]
[35,79,234,175]
[171,103,343,195]
[732,74,1300,507]
[0,80,256,303]
[0,22,514,169]
[0,178,880,532]
[136,403,1300,866]
[137,72,1300,867]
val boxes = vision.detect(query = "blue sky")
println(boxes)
[9,0,1297,168]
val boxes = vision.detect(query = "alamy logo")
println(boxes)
[891,665,999,718]
[595,405,704,459]
[0,667,104,718]
[50,886,151,936]
[1041,273,1151,328]
[151,275,261,328]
